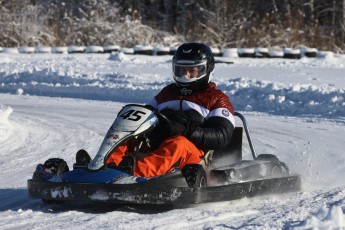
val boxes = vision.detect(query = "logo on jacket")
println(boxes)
[180,88,193,95]
[222,109,230,117]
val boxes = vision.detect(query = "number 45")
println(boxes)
[119,110,146,121]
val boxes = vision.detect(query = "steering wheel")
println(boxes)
[144,105,174,126]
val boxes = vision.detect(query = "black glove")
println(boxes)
[160,109,202,138]
[162,119,188,137]
[181,110,204,137]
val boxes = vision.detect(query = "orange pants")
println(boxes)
[106,136,204,177]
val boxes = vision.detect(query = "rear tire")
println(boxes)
[271,165,283,176]
[257,154,283,176]
[256,154,279,163]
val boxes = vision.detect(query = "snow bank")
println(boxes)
[0,52,345,119]
[0,66,344,118]
[221,78,345,117]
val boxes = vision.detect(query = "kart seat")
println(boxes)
[206,127,243,168]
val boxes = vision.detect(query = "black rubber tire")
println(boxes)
[257,154,283,176]
[256,154,280,163]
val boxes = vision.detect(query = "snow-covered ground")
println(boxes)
[1,51,345,229]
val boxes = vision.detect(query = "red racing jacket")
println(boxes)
[147,82,235,150]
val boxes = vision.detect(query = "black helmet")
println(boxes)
[172,43,215,95]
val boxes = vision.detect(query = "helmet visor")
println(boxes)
[173,60,207,81]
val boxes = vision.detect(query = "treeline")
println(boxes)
[0,0,344,52]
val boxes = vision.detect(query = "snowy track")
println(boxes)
[1,94,345,229]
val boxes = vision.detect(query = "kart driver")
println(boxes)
[105,42,235,177]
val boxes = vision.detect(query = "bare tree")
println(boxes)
[0,0,344,52]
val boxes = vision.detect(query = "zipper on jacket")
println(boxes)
[179,96,183,111]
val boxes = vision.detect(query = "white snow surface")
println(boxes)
[1,52,345,229]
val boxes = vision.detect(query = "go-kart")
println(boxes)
[27,104,301,205]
